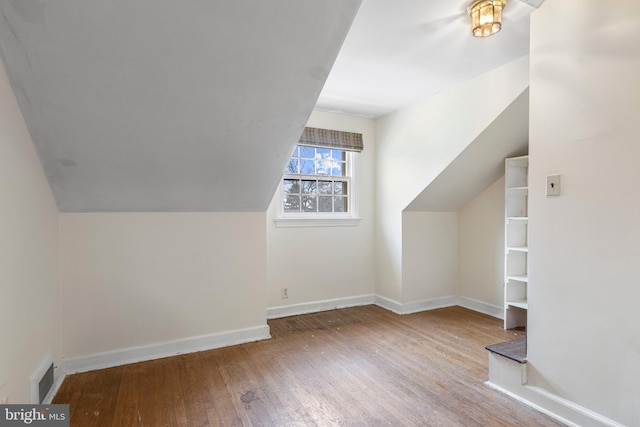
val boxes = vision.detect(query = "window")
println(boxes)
[283,145,350,214]
[276,127,363,227]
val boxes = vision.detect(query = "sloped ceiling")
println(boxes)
[405,88,529,212]
[0,0,361,212]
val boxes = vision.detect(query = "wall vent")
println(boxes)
[30,353,56,404]
[38,363,54,403]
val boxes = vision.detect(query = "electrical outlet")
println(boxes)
[1,395,9,405]
[281,287,288,299]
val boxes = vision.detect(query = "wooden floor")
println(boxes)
[53,305,561,426]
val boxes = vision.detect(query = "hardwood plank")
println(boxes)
[53,366,123,427]
[54,305,560,426]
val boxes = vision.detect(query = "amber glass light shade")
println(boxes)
[468,0,506,37]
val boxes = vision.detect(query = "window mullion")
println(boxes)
[315,178,319,213]
[331,178,336,213]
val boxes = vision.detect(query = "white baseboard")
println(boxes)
[63,325,271,375]
[402,296,459,314]
[487,352,625,427]
[373,295,403,314]
[526,385,626,427]
[374,295,459,315]
[485,381,579,427]
[486,381,624,427]
[456,296,503,319]
[267,294,375,319]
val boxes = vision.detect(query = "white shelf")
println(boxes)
[504,155,529,330]
[507,300,528,310]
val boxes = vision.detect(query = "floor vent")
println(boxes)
[30,353,55,404]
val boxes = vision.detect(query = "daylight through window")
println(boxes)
[283,145,350,214]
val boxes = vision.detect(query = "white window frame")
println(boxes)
[275,146,361,228]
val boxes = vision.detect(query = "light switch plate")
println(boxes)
[546,175,561,196]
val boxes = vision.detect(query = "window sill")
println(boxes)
[274,216,362,228]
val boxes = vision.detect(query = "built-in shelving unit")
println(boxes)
[504,155,528,329]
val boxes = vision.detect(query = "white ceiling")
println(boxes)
[0,0,538,212]
[317,0,536,118]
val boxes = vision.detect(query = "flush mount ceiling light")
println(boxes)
[467,0,507,37]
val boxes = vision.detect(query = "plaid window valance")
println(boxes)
[298,127,363,152]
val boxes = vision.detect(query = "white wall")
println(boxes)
[528,1,640,424]
[402,212,458,304]
[266,111,376,310]
[375,57,530,304]
[59,212,267,360]
[0,56,61,403]
[458,177,505,309]
[402,176,506,313]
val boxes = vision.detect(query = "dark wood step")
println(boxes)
[486,337,527,363]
